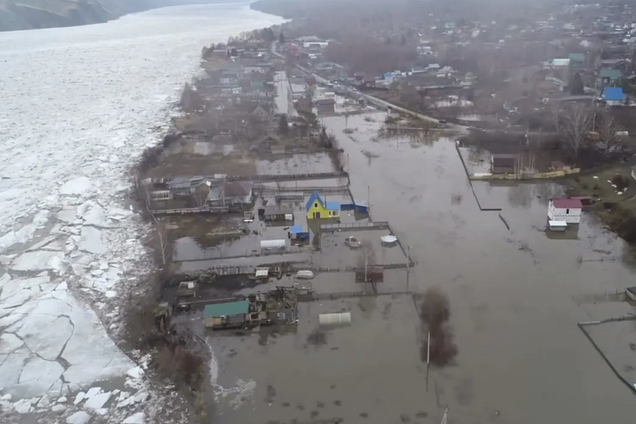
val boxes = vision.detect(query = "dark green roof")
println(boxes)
[600,68,622,79]
[203,300,249,317]
[569,53,585,62]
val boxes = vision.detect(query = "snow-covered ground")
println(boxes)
[0,3,284,421]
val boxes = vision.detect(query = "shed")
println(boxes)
[548,198,583,224]
[626,286,636,301]
[223,181,253,205]
[262,205,294,221]
[203,300,250,329]
[491,154,518,174]
[260,239,287,251]
[600,68,622,84]
[268,309,297,324]
[355,266,384,283]
[289,225,310,241]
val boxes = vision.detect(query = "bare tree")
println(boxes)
[151,216,170,266]
[554,103,594,159]
[192,184,210,208]
[598,112,622,155]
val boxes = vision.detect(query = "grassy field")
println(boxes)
[567,165,635,207]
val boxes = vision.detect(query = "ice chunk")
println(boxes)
[15,358,64,399]
[17,315,74,361]
[51,404,66,413]
[84,392,111,410]
[66,410,91,424]
[58,396,67,403]
[11,250,65,271]
[83,205,110,228]
[85,387,101,398]
[60,177,91,196]
[0,333,24,354]
[74,391,86,405]
[56,207,78,223]
[13,398,32,414]
[0,314,25,330]
[126,367,144,380]
[79,227,106,254]
[123,412,145,424]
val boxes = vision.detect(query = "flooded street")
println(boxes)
[209,111,636,424]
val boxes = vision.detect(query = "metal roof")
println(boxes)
[602,87,624,101]
[551,198,583,209]
[203,300,249,318]
[290,225,303,234]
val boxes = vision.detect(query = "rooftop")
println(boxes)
[203,300,250,317]
[551,198,583,209]
[602,87,625,101]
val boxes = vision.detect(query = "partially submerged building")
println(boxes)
[203,288,299,330]
[548,198,583,224]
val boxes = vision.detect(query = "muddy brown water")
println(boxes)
[206,111,635,424]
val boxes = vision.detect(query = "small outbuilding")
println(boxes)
[203,300,250,330]
[289,225,310,241]
[262,205,294,221]
[491,154,518,174]
[548,198,583,224]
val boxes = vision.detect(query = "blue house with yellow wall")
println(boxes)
[306,192,340,219]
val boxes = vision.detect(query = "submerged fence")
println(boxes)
[578,315,636,394]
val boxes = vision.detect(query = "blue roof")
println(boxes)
[290,225,303,234]
[306,191,323,211]
[203,300,249,317]
[325,201,341,210]
[602,87,624,101]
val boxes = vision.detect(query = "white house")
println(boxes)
[547,198,583,224]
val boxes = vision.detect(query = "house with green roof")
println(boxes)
[599,68,622,86]
[203,300,250,329]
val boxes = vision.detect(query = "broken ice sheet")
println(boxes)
[11,250,65,272]
[79,226,106,254]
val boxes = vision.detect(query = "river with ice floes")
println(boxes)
[0,3,284,422]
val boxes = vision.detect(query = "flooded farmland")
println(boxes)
[197,111,636,424]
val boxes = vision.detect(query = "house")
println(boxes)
[290,83,306,100]
[601,87,625,105]
[203,300,250,329]
[223,181,253,205]
[315,98,336,114]
[295,97,313,114]
[253,134,281,156]
[491,154,518,174]
[306,191,341,219]
[166,176,205,196]
[599,68,622,86]
[547,198,583,224]
[249,104,271,121]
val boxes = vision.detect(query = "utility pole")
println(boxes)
[406,245,411,293]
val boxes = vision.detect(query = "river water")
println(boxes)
[0,3,283,420]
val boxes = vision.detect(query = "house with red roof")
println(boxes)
[548,198,583,224]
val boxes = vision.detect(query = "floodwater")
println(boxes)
[208,110,636,423]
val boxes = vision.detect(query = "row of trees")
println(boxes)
[552,103,623,158]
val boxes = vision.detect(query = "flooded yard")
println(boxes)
[256,153,336,174]
[205,109,636,424]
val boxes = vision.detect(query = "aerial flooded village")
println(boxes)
[125,0,636,423]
